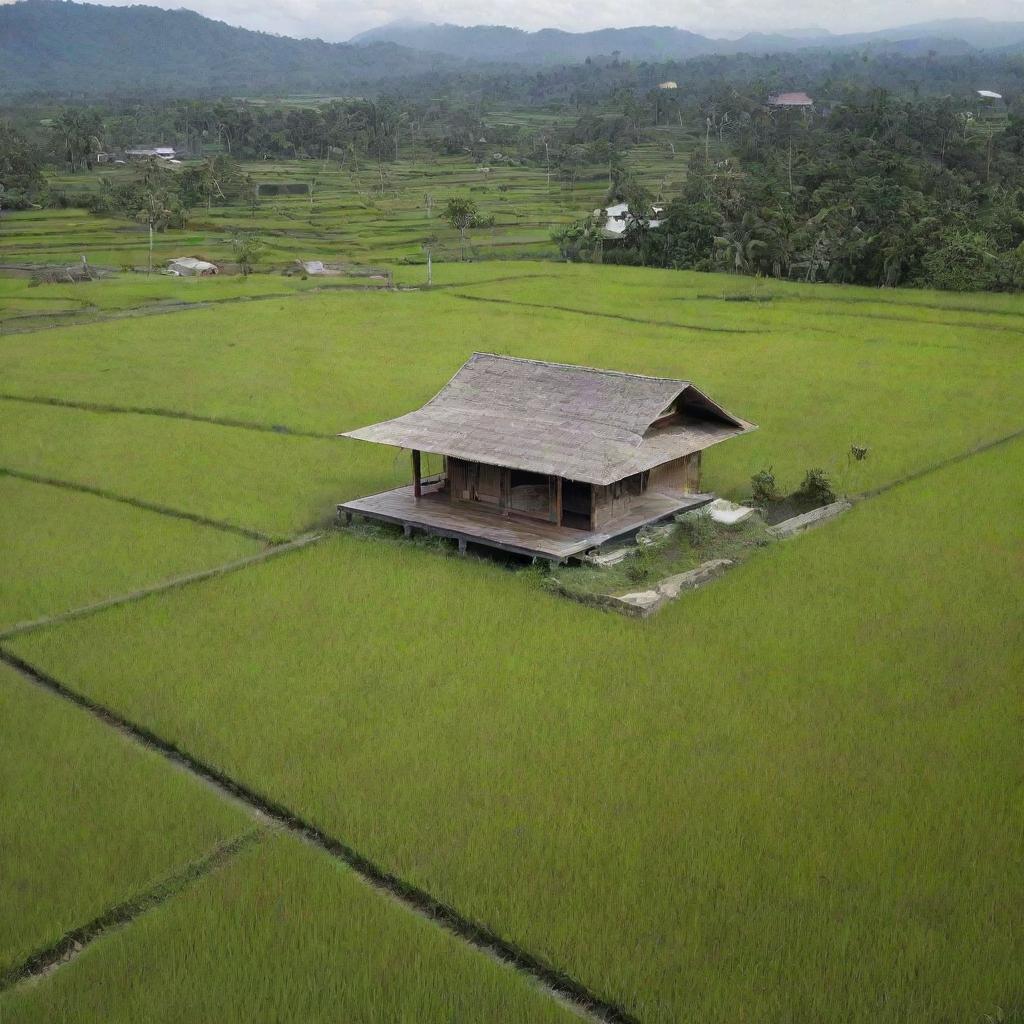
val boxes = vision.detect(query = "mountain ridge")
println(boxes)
[0,0,465,97]
[350,16,1024,62]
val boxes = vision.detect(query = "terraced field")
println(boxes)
[1,260,1021,1023]
[1,116,704,274]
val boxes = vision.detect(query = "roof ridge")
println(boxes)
[470,351,691,387]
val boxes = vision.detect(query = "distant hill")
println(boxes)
[0,0,463,98]
[350,22,719,63]
[3,1,1024,99]
[352,17,1024,63]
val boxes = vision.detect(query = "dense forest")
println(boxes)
[555,94,1024,290]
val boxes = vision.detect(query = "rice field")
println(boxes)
[1,242,1021,1020]
[0,474,259,630]
[0,151,669,273]
[0,664,249,979]
[1,833,576,1024]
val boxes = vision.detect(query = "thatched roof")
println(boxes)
[340,353,755,486]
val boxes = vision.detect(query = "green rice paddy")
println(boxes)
[1,196,1021,1023]
[0,664,249,978]
[1,833,576,1024]
[0,474,259,630]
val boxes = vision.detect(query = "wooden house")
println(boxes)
[767,91,813,108]
[338,354,755,561]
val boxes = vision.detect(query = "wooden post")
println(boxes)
[457,538,467,556]
[412,449,422,498]
[547,475,563,524]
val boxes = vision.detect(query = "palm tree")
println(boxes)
[135,190,174,275]
[714,211,772,274]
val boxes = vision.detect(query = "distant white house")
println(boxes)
[166,257,218,276]
[975,90,1007,118]
[767,91,814,108]
[596,202,665,238]
[658,81,678,90]
[126,146,177,160]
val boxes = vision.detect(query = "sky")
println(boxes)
[6,0,1024,41]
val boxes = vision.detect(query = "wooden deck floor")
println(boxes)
[339,484,713,561]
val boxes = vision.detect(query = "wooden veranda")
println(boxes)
[339,481,713,562]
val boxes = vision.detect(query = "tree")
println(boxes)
[50,109,103,172]
[713,211,776,275]
[230,230,264,276]
[444,196,478,260]
[0,121,45,208]
[135,189,175,275]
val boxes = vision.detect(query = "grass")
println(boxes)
[0,832,576,1024]
[0,404,342,539]
[2,178,1022,1022]
[1,117,709,272]
[10,436,1023,1023]
[551,513,769,597]
[0,475,260,631]
[1,263,1022,512]
[0,663,250,979]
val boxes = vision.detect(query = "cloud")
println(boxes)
[5,0,1024,40]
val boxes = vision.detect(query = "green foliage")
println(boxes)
[624,544,654,583]
[0,120,45,199]
[0,475,257,631]
[923,231,1008,292]
[792,467,837,507]
[11,438,1023,1023]
[444,196,479,258]
[620,96,1024,291]
[751,466,779,505]
[0,665,247,978]
[551,213,603,262]
[0,264,1022,1024]
[677,509,716,547]
[3,834,573,1024]
[230,230,265,275]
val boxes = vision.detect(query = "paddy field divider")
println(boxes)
[0,648,640,1024]
[0,831,264,992]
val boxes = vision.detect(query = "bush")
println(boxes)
[625,546,654,583]
[792,468,836,508]
[751,466,779,505]
[922,230,1002,292]
[678,510,715,547]
[601,247,642,266]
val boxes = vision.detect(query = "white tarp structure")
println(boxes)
[977,90,1003,100]
[705,498,756,525]
[596,202,664,237]
[166,257,218,276]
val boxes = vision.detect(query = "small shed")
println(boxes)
[768,91,814,108]
[166,257,218,277]
[126,146,177,160]
[596,202,664,238]
[338,354,756,561]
